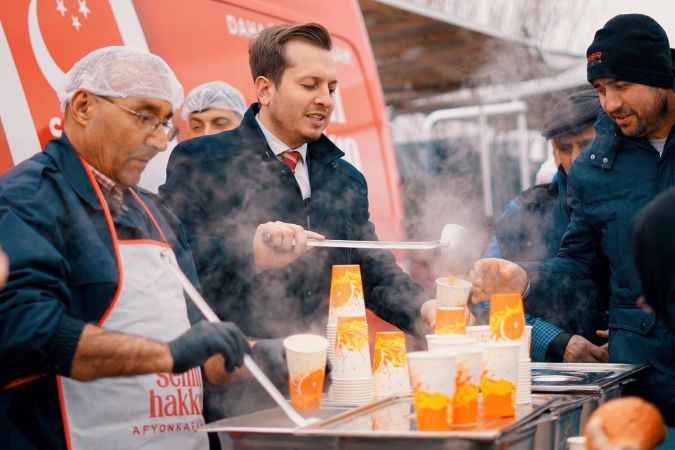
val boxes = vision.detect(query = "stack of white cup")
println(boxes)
[517,325,532,404]
[328,315,374,404]
[466,325,493,343]
[325,265,374,404]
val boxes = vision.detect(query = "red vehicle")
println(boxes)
[0,0,407,333]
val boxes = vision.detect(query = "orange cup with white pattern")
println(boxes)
[373,331,410,398]
[283,334,328,412]
[408,351,456,431]
[435,306,467,334]
[328,265,366,325]
[489,293,525,341]
[480,342,519,419]
[333,316,372,378]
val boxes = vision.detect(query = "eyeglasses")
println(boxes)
[97,95,179,141]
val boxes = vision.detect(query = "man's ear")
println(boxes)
[67,90,96,126]
[254,76,274,107]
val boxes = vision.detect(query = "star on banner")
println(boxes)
[71,15,82,31]
[56,0,67,16]
[78,0,91,19]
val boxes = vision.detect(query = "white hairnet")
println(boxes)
[59,46,184,112]
[181,81,247,120]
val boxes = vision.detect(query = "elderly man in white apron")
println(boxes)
[0,46,322,450]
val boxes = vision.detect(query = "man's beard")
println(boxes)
[631,89,668,137]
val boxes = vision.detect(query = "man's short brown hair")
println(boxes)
[249,23,332,85]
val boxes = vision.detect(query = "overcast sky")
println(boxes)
[558,0,675,53]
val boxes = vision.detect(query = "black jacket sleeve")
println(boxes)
[348,172,426,337]
[160,142,256,321]
[0,202,85,383]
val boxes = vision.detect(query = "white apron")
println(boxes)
[57,172,208,450]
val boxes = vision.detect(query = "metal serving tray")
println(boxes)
[531,363,648,395]
[203,394,561,450]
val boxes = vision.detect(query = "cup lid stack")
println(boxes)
[517,325,532,405]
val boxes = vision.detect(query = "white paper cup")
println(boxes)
[408,351,456,431]
[466,325,492,343]
[517,358,532,405]
[407,352,456,396]
[426,334,477,352]
[480,342,519,418]
[283,334,328,378]
[332,316,372,378]
[373,331,411,398]
[283,334,328,411]
[567,436,586,450]
[435,277,472,307]
[519,325,532,360]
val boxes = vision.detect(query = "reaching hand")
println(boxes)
[564,335,608,363]
[169,321,251,374]
[251,338,288,387]
[468,258,528,303]
[0,249,7,289]
[253,221,325,270]
[420,299,437,329]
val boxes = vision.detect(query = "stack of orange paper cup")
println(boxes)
[435,305,467,334]
[372,331,411,399]
[407,351,457,431]
[326,265,367,364]
[283,334,328,412]
[329,315,374,404]
[480,342,519,419]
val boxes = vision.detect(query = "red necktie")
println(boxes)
[279,150,302,173]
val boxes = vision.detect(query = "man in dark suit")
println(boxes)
[161,23,428,416]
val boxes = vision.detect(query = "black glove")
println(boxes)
[169,321,251,374]
[251,338,288,387]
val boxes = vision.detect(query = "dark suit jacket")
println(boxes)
[160,104,425,339]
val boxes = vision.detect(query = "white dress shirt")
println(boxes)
[256,115,311,199]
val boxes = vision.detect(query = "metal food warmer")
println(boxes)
[531,362,649,435]
[201,363,648,450]
[202,393,588,450]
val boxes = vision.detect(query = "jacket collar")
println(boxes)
[588,112,675,170]
[240,103,344,167]
[44,134,102,210]
[585,113,620,171]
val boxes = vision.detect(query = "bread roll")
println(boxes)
[584,397,666,450]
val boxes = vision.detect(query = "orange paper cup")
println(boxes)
[480,342,519,419]
[489,293,525,341]
[289,369,325,412]
[333,316,372,378]
[329,265,364,309]
[328,265,366,324]
[283,334,328,412]
[435,306,467,334]
[407,351,456,431]
[373,331,410,398]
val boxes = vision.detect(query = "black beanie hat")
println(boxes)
[542,88,600,140]
[587,14,674,89]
